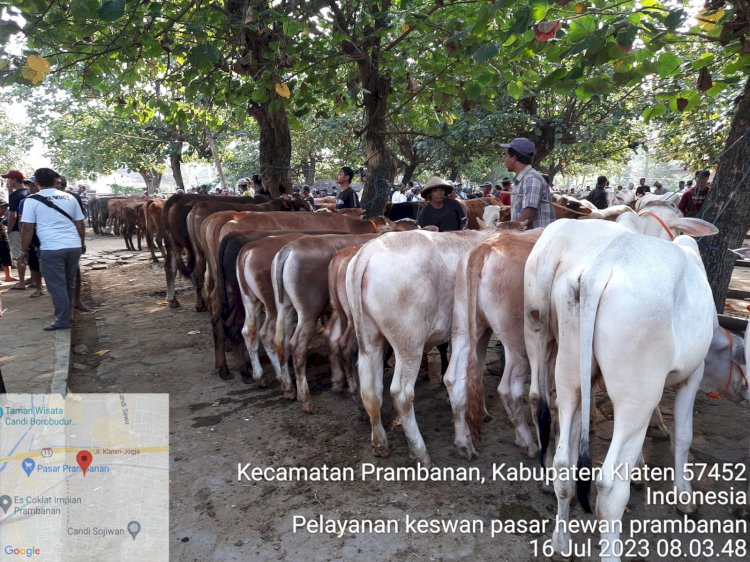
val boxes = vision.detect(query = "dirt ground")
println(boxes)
[70,233,750,562]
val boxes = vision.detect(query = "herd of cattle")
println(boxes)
[87,191,748,561]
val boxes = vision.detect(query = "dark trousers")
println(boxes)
[40,248,82,328]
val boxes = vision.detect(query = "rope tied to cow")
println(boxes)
[706,328,749,399]
[637,210,675,240]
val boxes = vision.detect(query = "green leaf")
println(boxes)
[664,9,685,30]
[473,43,498,63]
[472,5,493,35]
[691,52,714,70]
[70,0,97,20]
[567,16,596,43]
[656,52,681,77]
[507,80,524,100]
[97,0,125,22]
[189,43,221,68]
[539,67,567,89]
[530,1,548,21]
[706,82,727,97]
[464,82,481,100]
[509,5,532,35]
[476,71,496,86]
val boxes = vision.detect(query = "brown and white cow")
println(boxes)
[443,225,542,462]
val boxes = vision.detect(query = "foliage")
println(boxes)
[109,183,143,196]
[0,103,32,173]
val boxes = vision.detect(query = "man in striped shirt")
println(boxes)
[500,137,556,229]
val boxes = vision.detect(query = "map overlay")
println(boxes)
[0,393,168,561]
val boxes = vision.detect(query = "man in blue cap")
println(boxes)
[500,138,556,229]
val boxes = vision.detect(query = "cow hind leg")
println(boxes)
[240,299,264,384]
[165,251,180,308]
[550,377,582,556]
[391,350,430,467]
[646,406,670,440]
[596,407,657,562]
[258,312,282,389]
[290,317,318,414]
[671,365,703,514]
[358,337,388,458]
[275,301,296,400]
[498,351,537,458]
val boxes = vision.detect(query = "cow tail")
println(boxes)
[576,266,610,514]
[163,198,191,277]
[530,252,555,467]
[272,245,294,359]
[346,243,371,365]
[465,247,490,440]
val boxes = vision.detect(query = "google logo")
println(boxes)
[3,545,41,557]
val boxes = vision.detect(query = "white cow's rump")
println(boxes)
[525,220,715,562]
[347,229,497,466]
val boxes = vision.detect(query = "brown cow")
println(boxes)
[272,233,382,412]
[188,194,310,311]
[144,199,166,262]
[161,193,293,308]
[121,202,144,251]
[209,213,398,379]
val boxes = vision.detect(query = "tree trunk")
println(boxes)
[698,75,750,313]
[139,169,162,195]
[449,163,459,182]
[169,148,185,190]
[252,106,292,196]
[304,155,316,185]
[401,159,419,185]
[206,125,228,192]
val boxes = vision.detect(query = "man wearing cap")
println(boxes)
[416,177,467,231]
[679,169,711,217]
[19,168,86,331]
[652,180,667,195]
[3,170,29,289]
[240,179,255,197]
[501,138,555,228]
[480,182,492,198]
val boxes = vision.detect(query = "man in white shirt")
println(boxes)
[19,168,86,331]
[391,184,407,204]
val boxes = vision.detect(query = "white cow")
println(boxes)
[346,229,498,466]
[525,220,716,561]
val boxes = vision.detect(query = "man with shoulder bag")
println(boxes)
[19,168,86,331]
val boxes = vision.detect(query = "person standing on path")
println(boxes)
[19,168,86,331]
[4,170,29,290]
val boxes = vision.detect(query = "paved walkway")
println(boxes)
[0,233,153,394]
[0,277,71,394]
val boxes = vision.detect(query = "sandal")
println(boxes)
[30,290,44,298]
[10,284,26,290]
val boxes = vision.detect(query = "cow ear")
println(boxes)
[667,217,719,237]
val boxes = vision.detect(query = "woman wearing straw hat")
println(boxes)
[416,177,468,232]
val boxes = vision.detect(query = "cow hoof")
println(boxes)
[331,383,344,394]
[169,299,180,309]
[483,412,493,423]
[456,444,477,461]
[301,400,317,414]
[195,303,207,312]
[677,501,698,515]
[256,377,268,389]
[283,389,296,400]
[372,442,391,457]
[218,369,233,381]
[240,372,252,384]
